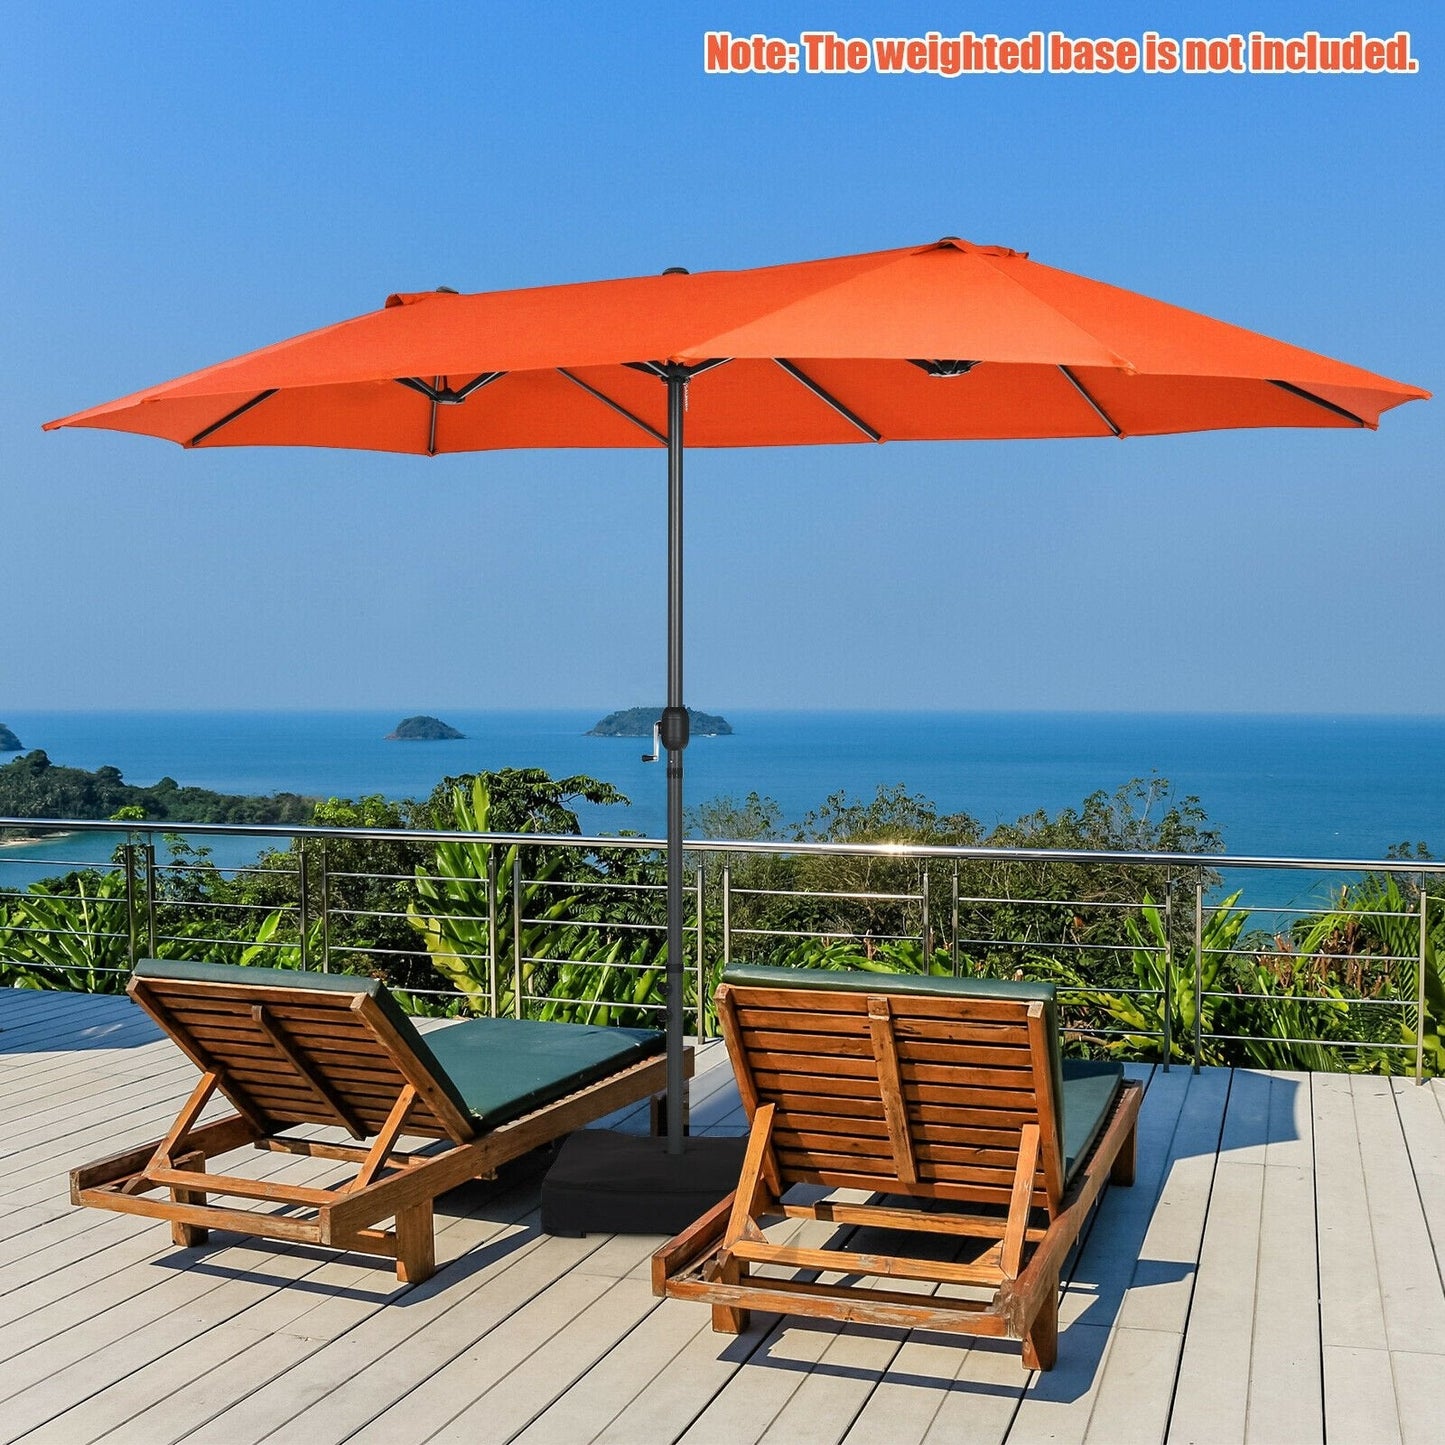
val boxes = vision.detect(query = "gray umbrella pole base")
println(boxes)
[540,1130,748,1236]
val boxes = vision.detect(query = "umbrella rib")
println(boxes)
[394,373,504,404]
[774,360,882,442]
[1268,380,1368,427]
[556,369,667,444]
[623,358,732,380]
[187,390,279,447]
[1058,367,1123,437]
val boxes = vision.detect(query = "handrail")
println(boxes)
[4,815,1444,874]
[0,814,1438,1082]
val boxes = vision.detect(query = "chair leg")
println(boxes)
[711,1256,749,1335]
[1111,1118,1138,1187]
[168,1150,209,1248]
[395,1201,435,1284]
[1022,1265,1060,1371]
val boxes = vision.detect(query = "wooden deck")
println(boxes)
[1,986,1442,1444]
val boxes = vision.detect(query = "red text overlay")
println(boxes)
[702,30,1420,77]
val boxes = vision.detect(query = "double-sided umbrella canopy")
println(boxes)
[47,238,1428,1154]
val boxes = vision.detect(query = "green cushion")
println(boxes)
[719,965,1121,1182]
[425,1016,664,1131]
[134,959,664,1133]
[137,956,389,998]
[720,963,1056,1007]
[1060,1059,1125,1181]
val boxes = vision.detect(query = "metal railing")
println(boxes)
[1,815,1440,1079]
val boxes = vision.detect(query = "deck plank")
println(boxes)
[1165,1158,1262,1444]
[1077,1063,1232,1445]
[1246,1159,1322,1443]
[1351,1075,1445,1354]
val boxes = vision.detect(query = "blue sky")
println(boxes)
[5,2,1440,714]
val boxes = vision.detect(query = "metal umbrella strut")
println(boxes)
[46,239,1430,1159]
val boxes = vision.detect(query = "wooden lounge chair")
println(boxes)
[653,965,1141,1369]
[72,959,685,1283]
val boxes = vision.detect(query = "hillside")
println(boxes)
[0,751,318,828]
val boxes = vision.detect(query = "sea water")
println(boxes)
[2,710,1443,908]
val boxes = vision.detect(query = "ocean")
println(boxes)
[3,710,1443,907]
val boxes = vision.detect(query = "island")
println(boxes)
[0,723,20,752]
[587,707,733,738]
[386,715,465,741]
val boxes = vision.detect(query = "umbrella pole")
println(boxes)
[661,367,690,1155]
[537,366,751,1229]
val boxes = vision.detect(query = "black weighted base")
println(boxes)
[540,1129,748,1236]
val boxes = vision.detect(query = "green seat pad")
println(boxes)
[720,962,1055,1007]
[1060,1059,1125,1182]
[134,959,663,1133]
[424,1016,664,1131]
[137,956,389,998]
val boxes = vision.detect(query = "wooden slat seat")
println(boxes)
[652,964,1141,1370]
[71,959,686,1283]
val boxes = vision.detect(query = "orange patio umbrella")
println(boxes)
[46,238,1429,1157]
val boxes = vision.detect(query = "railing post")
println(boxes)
[317,840,331,972]
[1193,879,1205,1074]
[1162,874,1174,1072]
[486,846,500,1019]
[1418,889,1430,1084]
[721,861,732,971]
[512,854,524,1020]
[144,841,158,958]
[695,862,707,1041]
[297,842,310,972]
[951,860,961,977]
[921,865,932,961]
[123,842,139,970]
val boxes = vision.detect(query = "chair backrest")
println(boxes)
[717,965,1067,1212]
[129,959,478,1142]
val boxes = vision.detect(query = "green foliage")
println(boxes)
[0,750,316,829]
[762,936,955,977]
[409,770,672,1026]
[0,870,133,992]
[231,794,433,986]
[410,775,581,1014]
[1291,871,1445,1074]
[702,776,1220,987]
[420,766,630,838]
[1069,891,1261,1064]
